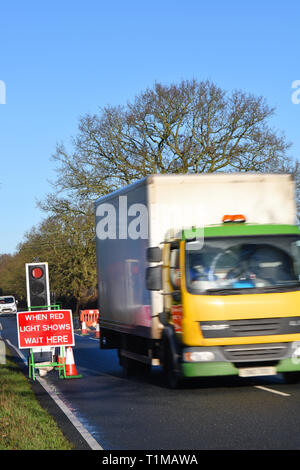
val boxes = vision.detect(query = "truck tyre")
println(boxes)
[162,338,180,389]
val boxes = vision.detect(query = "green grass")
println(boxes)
[0,347,74,450]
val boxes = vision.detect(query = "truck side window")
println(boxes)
[170,249,180,289]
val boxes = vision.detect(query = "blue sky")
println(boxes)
[0,0,300,254]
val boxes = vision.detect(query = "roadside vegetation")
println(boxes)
[0,346,73,450]
[0,78,299,312]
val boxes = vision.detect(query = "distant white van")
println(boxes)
[0,296,18,315]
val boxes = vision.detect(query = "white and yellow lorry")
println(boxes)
[95,174,300,387]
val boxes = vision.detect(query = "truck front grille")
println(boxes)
[223,342,288,362]
[200,317,300,338]
[229,318,281,337]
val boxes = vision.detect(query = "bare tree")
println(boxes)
[48,79,291,205]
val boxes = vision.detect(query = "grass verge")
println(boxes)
[0,345,74,450]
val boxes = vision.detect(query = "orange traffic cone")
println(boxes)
[64,347,82,379]
[81,320,88,335]
[94,321,100,338]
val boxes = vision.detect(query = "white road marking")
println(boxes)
[5,339,104,450]
[37,377,103,450]
[254,385,291,397]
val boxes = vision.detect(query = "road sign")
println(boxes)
[25,262,50,308]
[17,310,75,349]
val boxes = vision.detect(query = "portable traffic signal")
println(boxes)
[25,262,50,308]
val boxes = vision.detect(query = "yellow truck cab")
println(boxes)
[158,222,300,386]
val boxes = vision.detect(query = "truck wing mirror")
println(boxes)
[147,247,162,263]
[146,266,162,291]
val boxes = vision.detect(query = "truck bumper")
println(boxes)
[181,343,300,378]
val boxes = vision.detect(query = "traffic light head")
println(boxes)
[26,262,50,308]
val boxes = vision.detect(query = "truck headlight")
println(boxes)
[293,346,300,356]
[184,351,215,362]
[291,342,300,364]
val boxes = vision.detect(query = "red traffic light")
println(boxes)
[26,262,50,308]
[31,267,44,279]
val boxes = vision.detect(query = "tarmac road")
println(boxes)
[2,314,300,450]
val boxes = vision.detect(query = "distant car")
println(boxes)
[0,296,18,315]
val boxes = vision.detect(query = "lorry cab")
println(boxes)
[0,295,18,315]
[147,221,300,386]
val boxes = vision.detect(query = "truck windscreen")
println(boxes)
[185,235,300,294]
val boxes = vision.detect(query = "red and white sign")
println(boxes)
[17,310,75,349]
[171,305,183,333]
